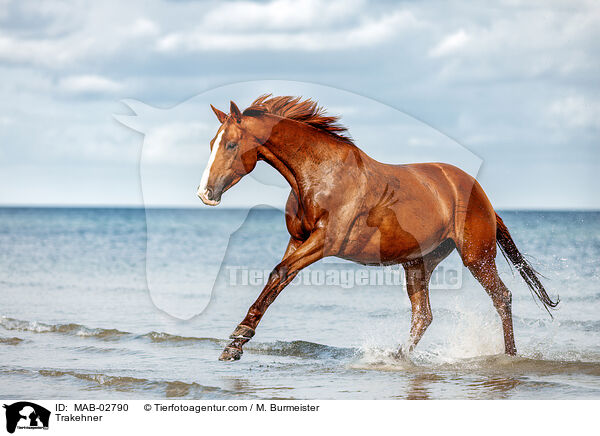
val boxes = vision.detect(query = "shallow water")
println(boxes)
[0,208,599,399]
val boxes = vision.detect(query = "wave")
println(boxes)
[246,340,355,360]
[0,316,225,345]
[350,349,600,376]
[0,367,230,398]
[0,316,351,360]
[6,316,598,371]
[514,315,600,332]
[140,331,222,345]
[0,336,23,345]
[0,317,129,339]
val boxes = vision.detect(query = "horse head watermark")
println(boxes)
[115,81,482,323]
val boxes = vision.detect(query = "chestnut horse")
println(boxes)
[197,95,559,361]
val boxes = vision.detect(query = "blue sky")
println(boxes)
[0,0,598,209]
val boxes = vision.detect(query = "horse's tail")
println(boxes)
[495,213,559,316]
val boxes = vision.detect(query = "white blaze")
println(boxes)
[197,128,224,200]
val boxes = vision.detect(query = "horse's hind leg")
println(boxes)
[400,239,455,356]
[467,259,517,355]
[402,260,432,355]
[453,181,516,355]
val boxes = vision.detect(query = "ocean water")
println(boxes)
[0,207,599,400]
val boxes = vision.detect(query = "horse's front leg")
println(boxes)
[219,231,325,361]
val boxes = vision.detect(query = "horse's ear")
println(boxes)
[230,101,242,123]
[210,104,227,124]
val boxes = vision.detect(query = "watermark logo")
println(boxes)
[226,264,461,289]
[3,402,50,434]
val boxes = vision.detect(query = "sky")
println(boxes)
[0,0,598,209]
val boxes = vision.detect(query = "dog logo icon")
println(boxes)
[3,402,50,433]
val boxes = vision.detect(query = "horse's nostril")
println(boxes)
[206,188,214,200]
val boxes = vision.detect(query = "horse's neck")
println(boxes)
[259,118,352,196]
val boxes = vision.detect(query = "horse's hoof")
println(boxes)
[229,324,255,339]
[219,346,243,361]
[392,347,409,361]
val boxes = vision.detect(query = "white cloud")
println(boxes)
[429,29,469,57]
[548,96,600,128]
[0,0,599,208]
[59,75,122,94]
[129,18,159,37]
[142,122,208,164]
[0,4,159,68]
[427,2,600,80]
[0,0,418,67]
[157,2,418,52]
[201,0,360,31]
[0,34,85,66]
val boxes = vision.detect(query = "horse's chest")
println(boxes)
[284,202,320,240]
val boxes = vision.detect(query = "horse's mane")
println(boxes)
[242,95,353,145]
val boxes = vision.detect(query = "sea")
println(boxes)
[0,207,599,399]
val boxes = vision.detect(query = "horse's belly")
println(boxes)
[336,215,446,265]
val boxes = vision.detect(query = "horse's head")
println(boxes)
[197,101,263,206]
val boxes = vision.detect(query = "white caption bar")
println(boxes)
[0,400,595,435]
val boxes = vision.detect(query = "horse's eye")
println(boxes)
[226,141,238,150]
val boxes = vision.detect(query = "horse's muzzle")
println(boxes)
[197,186,221,206]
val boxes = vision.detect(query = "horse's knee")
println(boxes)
[268,264,293,284]
[267,268,281,284]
